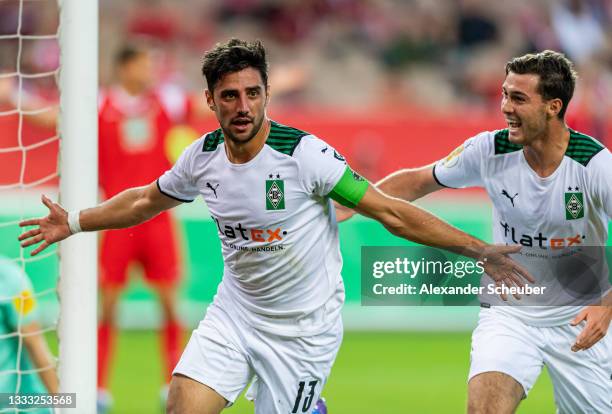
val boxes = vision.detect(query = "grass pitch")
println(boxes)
[104,330,554,413]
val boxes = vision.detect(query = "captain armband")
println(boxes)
[329,167,369,208]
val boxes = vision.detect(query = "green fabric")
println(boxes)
[201,128,224,151]
[329,166,369,208]
[266,121,310,156]
[494,128,605,166]
[566,129,604,166]
[0,257,47,397]
[201,121,310,155]
[494,129,522,155]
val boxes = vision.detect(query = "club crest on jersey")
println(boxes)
[565,188,584,220]
[266,174,285,210]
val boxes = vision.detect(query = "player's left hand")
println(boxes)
[570,305,612,352]
[18,194,72,256]
[480,245,535,301]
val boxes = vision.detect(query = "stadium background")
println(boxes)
[1,0,612,412]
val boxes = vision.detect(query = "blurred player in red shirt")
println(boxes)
[97,44,192,407]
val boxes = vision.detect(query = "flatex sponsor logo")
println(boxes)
[499,221,585,249]
[212,215,287,243]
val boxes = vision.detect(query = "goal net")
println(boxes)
[0,0,98,412]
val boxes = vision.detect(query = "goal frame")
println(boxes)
[57,1,98,412]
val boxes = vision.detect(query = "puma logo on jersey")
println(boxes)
[206,182,219,198]
[501,189,518,207]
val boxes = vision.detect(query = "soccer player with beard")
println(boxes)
[370,50,611,413]
[19,39,531,414]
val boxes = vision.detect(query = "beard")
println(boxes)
[222,114,265,145]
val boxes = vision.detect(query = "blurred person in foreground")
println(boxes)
[18,38,532,414]
[0,256,58,413]
[369,50,611,413]
[97,44,198,410]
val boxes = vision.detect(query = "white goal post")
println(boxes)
[57,0,98,413]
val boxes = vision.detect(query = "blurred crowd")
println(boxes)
[1,0,611,140]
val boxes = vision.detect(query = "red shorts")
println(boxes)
[100,211,181,288]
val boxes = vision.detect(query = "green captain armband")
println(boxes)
[329,166,369,208]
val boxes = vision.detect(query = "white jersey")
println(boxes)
[434,129,612,326]
[158,121,349,336]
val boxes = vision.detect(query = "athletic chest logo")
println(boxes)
[206,182,219,198]
[266,173,285,210]
[565,186,584,220]
[501,189,518,207]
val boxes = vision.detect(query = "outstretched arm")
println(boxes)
[18,181,182,255]
[335,165,443,222]
[353,185,533,289]
[355,185,473,250]
[376,164,443,202]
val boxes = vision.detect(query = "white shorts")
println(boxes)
[173,299,343,414]
[469,308,612,413]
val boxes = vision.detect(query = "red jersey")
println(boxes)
[98,86,188,197]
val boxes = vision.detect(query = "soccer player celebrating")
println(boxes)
[373,51,611,413]
[0,256,58,408]
[97,44,191,407]
[19,39,531,414]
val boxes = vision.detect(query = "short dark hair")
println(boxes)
[505,50,577,119]
[201,38,268,92]
[114,44,146,68]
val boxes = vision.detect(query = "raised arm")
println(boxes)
[18,181,182,255]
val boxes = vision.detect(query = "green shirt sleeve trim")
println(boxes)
[329,166,369,208]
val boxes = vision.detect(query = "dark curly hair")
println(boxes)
[201,38,268,92]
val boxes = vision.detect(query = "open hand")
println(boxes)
[480,245,535,301]
[18,195,72,256]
